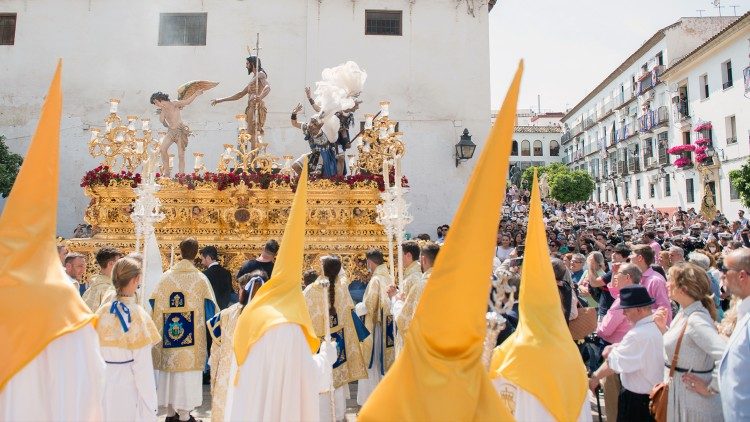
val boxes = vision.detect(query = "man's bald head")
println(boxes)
[725,248,750,299]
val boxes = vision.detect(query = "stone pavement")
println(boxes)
[156,382,608,421]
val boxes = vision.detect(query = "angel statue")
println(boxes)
[149,80,217,177]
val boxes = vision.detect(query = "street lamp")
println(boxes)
[455,128,476,167]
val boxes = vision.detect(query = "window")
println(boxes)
[730,180,740,200]
[521,140,530,156]
[726,115,737,144]
[658,132,669,165]
[636,179,642,199]
[656,51,664,66]
[533,140,543,156]
[686,178,695,203]
[722,60,733,89]
[650,183,655,198]
[158,13,207,46]
[665,177,671,197]
[549,140,560,156]
[624,182,630,200]
[511,141,518,156]
[699,74,709,100]
[365,10,402,36]
[0,13,16,45]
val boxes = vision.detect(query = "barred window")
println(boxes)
[365,10,402,36]
[0,13,16,45]
[159,13,207,46]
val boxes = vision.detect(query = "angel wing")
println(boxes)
[177,80,219,100]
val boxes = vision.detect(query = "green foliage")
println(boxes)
[729,162,750,208]
[0,135,23,198]
[549,170,595,203]
[520,162,567,188]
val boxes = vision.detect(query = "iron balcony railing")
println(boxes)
[655,106,669,126]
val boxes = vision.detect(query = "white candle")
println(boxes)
[127,121,135,131]
[109,99,120,114]
[382,158,389,185]
[135,141,144,154]
[365,114,374,130]
[90,128,100,141]
[380,101,390,117]
[169,156,174,169]
[379,125,387,140]
[388,122,396,135]
[395,157,402,190]
[141,119,150,131]
[194,155,204,170]
[236,114,246,132]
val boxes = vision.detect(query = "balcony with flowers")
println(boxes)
[667,144,694,169]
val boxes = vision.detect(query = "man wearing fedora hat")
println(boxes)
[588,285,664,422]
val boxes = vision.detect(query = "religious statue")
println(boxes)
[305,87,360,175]
[701,183,717,221]
[290,103,337,178]
[149,89,205,177]
[539,173,550,199]
[211,55,270,150]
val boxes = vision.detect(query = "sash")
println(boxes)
[110,300,132,333]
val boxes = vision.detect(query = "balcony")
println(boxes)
[618,160,628,175]
[629,157,641,173]
[638,111,656,133]
[571,122,583,136]
[643,155,657,169]
[637,66,665,95]
[562,155,570,165]
[654,106,669,127]
[614,89,635,110]
[561,130,572,144]
[584,116,596,130]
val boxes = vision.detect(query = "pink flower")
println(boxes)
[667,144,696,154]
[674,157,692,168]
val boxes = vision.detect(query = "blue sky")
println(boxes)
[488,0,748,112]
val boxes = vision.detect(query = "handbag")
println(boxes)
[649,316,690,422]
[569,306,598,341]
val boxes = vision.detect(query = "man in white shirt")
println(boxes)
[588,285,663,421]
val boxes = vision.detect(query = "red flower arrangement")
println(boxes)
[80,166,142,188]
[82,167,409,192]
[694,121,712,132]
[673,157,692,168]
[667,144,696,154]
[695,153,710,163]
[695,137,711,146]
[695,145,708,155]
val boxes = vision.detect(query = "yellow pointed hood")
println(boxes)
[0,61,96,390]
[358,62,523,421]
[233,159,319,366]
[490,170,588,422]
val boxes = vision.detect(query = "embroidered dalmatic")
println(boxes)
[206,303,243,422]
[304,275,368,388]
[150,259,217,411]
[96,295,160,421]
[360,264,395,373]
[394,261,423,354]
[395,267,430,355]
[83,274,113,312]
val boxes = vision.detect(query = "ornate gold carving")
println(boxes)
[69,181,387,282]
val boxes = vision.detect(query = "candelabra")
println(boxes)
[226,114,276,173]
[130,149,165,306]
[89,99,159,173]
[375,154,413,286]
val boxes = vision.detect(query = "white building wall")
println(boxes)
[662,24,750,218]
[560,16,738,209]
[0,0,492,237]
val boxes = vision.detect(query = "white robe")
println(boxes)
[0,325,105,421]
[225,323,333,422]
[156,370,203,411]
[356,325,383,406]
[492,377,592,422]
[101,345,157,421]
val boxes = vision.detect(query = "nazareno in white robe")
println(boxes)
[492,377,592,422]
[225,323,335,422]
[0,324,105,421]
